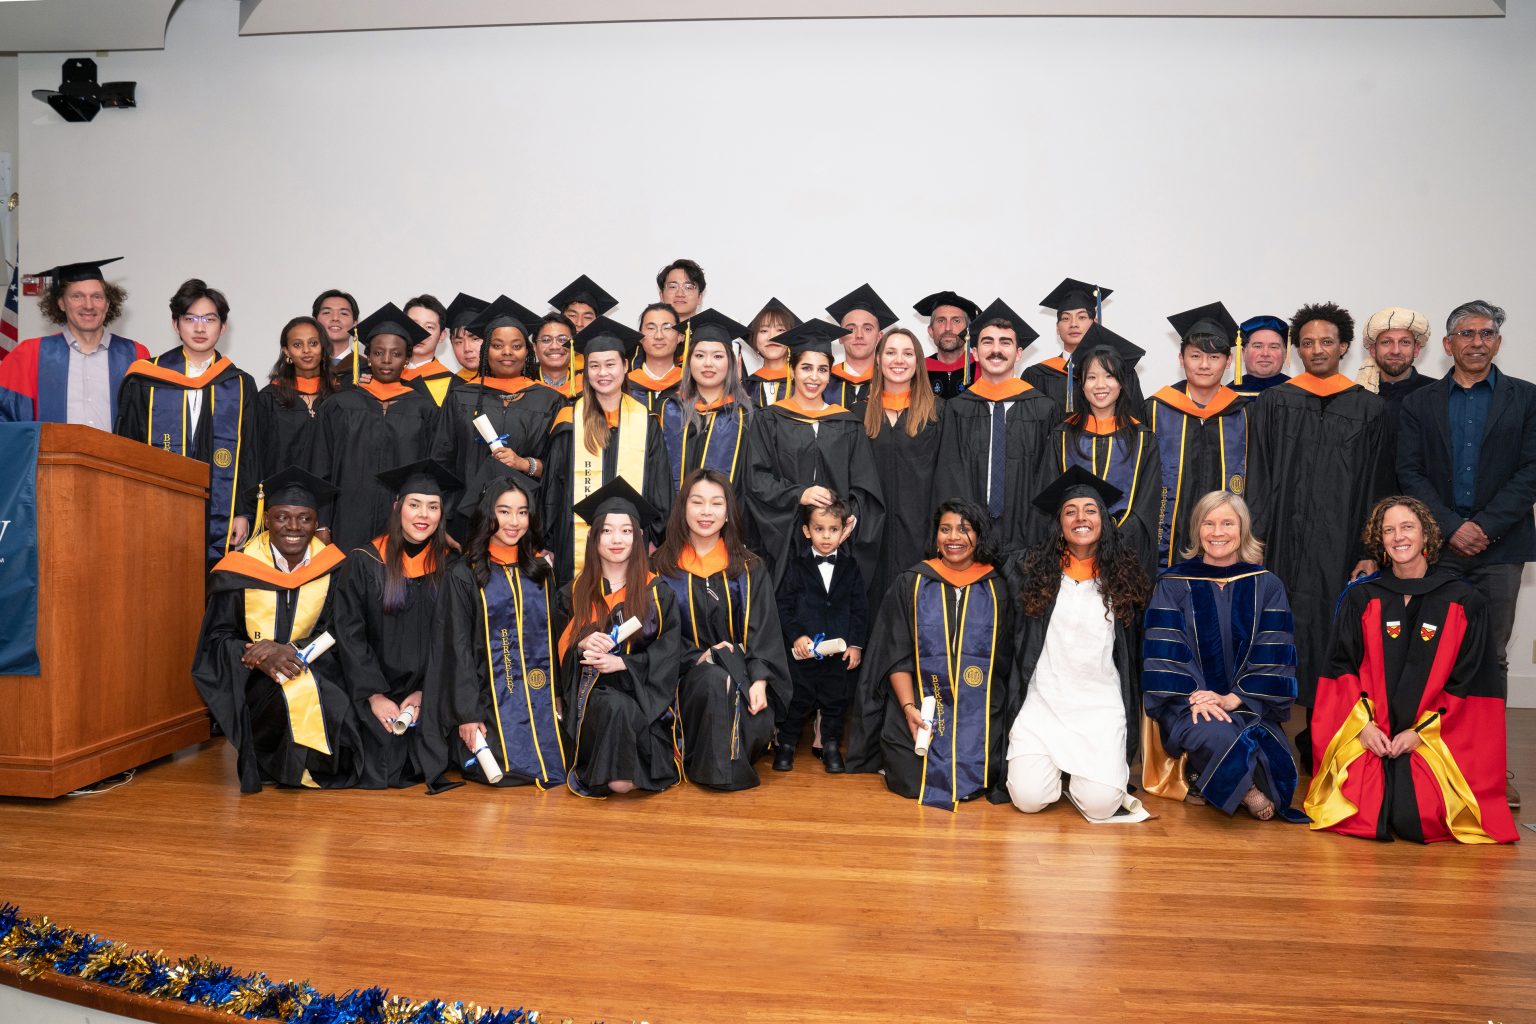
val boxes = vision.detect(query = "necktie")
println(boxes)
[988,400,1006,519]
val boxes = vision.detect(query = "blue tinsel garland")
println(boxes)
[0,903,542,1024]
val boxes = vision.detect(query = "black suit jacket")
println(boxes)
[776,551,870,650]
[1398,367,1536,566]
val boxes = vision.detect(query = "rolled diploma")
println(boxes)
[298,631,336,663]
[472,414,506,451]
[472,731,504,784]
[793,636,847,660]
[913,695,937,756]
[611,616,642,645]
[391,703,418,736]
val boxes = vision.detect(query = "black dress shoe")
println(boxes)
[773,746,795,772]
[822,744,846,774]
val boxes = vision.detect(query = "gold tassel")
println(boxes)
[1232,327,1244,386]
[253,483,265,541]
[350,329,360,385]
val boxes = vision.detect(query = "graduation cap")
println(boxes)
[470,295,542,341]
[914,290,981,321]
[752,297,801,329]
[1068,322,1145,371]
[683,308,749,346]
[973,298,1040,347]
[445,292,489,333]
[548,275,618,317]
[825,284,899,331]
[778,318,848,360]
[1168,302,1239,349]
[1240,314,1289,339]
[573,315,642,360]
[261,466,338,510]
[376,459,463,499]
[1040,277,1114,317]
[39,257,122,284]
[357,302,430,345]
[1031,465,1124,516]
[572,475,661,531]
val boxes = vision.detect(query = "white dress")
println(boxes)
[1007,573,1148,821]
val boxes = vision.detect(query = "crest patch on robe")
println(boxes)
[1420,622,1438,642]
[1386,621,1402,639]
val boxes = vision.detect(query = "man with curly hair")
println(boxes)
[0,258,148,426]
[1246,301,1389,767]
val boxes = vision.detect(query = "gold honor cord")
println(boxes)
[570,395,648,576]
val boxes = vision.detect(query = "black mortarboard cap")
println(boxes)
[445,292,489,332]
[1168,302,1239,348]
[825,284,899,331]
[1040,277,1114,315]
[972,298,1040,347]
[357,302,431,345]
[1067,322,1145,372]
[41,257,122,284]
[684,308,749,345]
[753,297,801,329]
[778,318,848,360]
[572,475,661,531]
[261,465,338,510]
[375,459,463,499]
[1031,465,1124,516]
[913,290,981,320]
[573,315,642,359]
[548,275,618,317]
[470,295,542,340]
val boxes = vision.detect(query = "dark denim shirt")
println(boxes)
[1447,364,1499,516]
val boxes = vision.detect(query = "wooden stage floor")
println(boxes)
[3,712,1535,1024]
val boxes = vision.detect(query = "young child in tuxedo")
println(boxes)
[773,496,868,773]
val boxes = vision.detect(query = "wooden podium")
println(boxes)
[0,425,212,797]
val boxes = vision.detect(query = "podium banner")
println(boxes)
[0,422,40,675]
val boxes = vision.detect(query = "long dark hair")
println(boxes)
[654,468,757,580]
[381,498,451,614]
[1066,347,1138,448]
[267,316,339,408]
[465,478,550,587]
[568,511,655,650]
[1016,500,1149,625]
[924,499,1001,568]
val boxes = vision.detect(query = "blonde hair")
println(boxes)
[1180,491,1264,564]
[864,327,940,439]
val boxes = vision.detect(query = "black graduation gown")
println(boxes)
[624,366,682,416]
[744,401,886,587]
[662,559,793,790]
[1247,376,1388,705]
[114,347,260,567]
[1044,419,1163,575]
[827,365,873,409]
[556,578,683,793]
[429,377,563,542]
[658,396,752,501]
[542,402,674,586]
[931,382,1057,555]
[854,399,945,609]
[846,562,1016,805]
[1376,368,1436,494]
[333,542,456,790]
[1309,570,1516,844]
[308,382,437,553]
[745,369,792,410]
[192,543,365,793]
[254,382,329,482]
[924,355,975,401]
[433,559,570,788]
[1143,384,1250,572]
[1022,356,1146,420]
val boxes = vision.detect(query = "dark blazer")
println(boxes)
[776,550,870,651]
[1397,367,1536,566]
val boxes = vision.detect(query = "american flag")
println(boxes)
[0,265,19,357]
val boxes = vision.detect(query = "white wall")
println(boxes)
[14,0,1536,698]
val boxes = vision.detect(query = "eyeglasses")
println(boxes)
[663,282,699,294]
[180,314,221,326]
[643,323,678,334]
[1451,328,1499,341]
